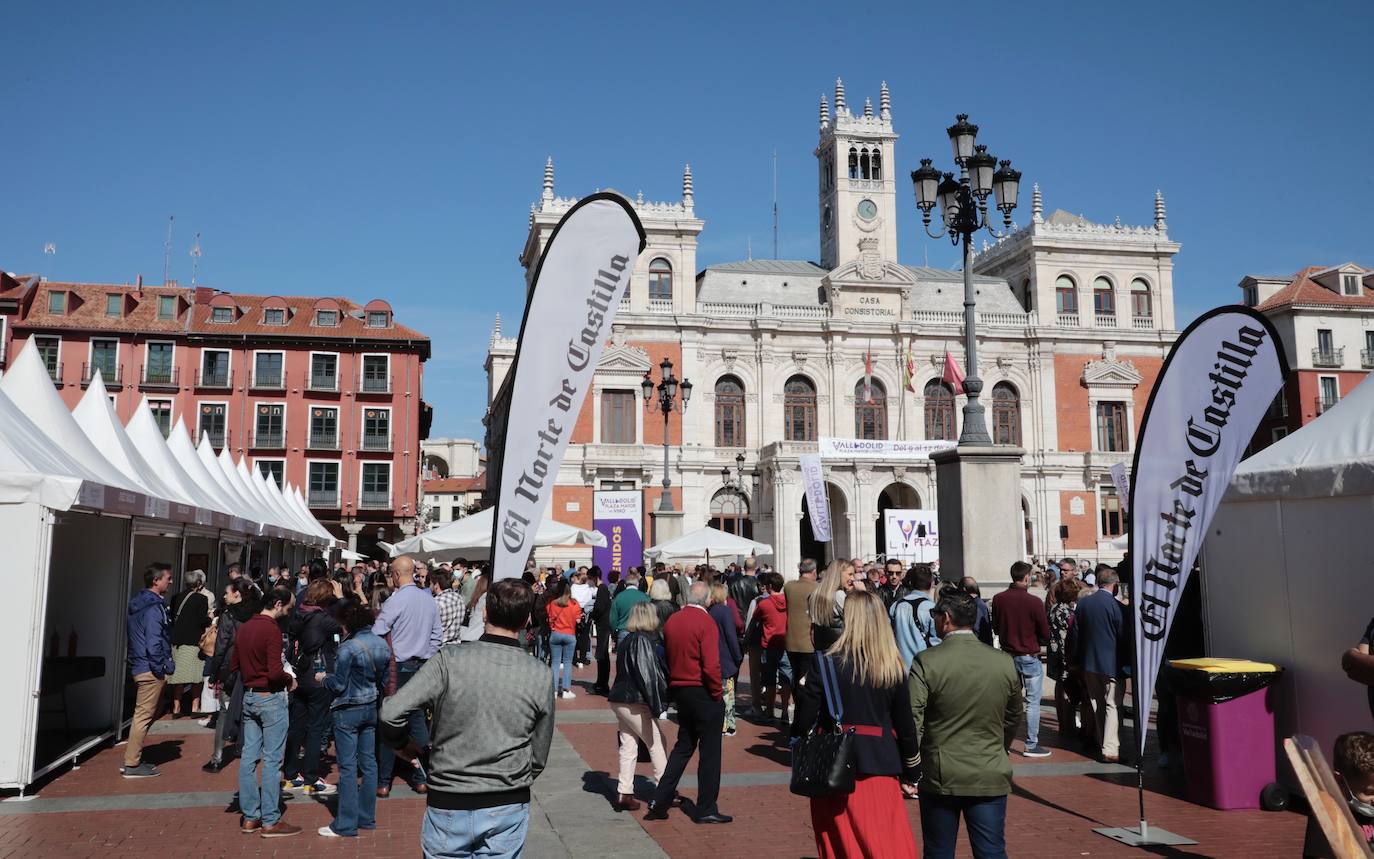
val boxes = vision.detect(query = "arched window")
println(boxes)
[648,258,673,302]
[870,149,882,180]
[709,488,752,538]
[855,378,887,440]
[1055,275,1078,316]
[1021,277,1033,313]
[714,375,745,448]
[860,148,871,179]
[784,375,818,441]
[992,382,1021,446]
[848,148,859,180]
[924,379,956,441]
[1093,277,1115,318]
[1131,278,1153,320]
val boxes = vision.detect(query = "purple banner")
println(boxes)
[592,490,643,579]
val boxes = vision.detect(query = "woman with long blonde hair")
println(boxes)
[791,589,919,858]
[808,560,856,652]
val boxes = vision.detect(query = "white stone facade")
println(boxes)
[484,79,1183,576]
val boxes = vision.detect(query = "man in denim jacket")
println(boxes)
[316,602,393,838]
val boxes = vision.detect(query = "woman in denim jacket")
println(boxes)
[315,602,393,838]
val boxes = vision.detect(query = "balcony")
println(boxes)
[1362,349,1374,369]
[307,431,340,450]
[1312,347,1344,368]
[359,490,391,509]
[44,361,64,386]
[307,372,339,393]
[1056,313,1080,328]
[308,489,339,507]
[1132,316,1154,329]
[360,432,392,452]
[250,370,287,391]
[251,430,286,449]
[195,368,233,389]
[648,299,674,314]
[197,429,230,450]
[359,373,391,394]
[1094,314,1118,328]
[81,362,123,389]
[139,365,180,390]
[1315,396,1339,415]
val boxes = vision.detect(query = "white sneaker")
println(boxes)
[560,690,577,699]
[317,826,341,838]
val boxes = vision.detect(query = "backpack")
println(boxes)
[890,593,936,648]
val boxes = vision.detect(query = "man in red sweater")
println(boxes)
[646,581,731,825]
[991,561,1052,758]
[232,586,301,837]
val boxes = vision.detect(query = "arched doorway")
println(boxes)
[800,483,849,566]
[709,488,752,538]
[423,454,449,479]
[875,482,921,561]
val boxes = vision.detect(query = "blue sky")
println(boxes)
[4,2,1371,441]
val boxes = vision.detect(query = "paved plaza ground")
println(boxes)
[0,661,1307,857]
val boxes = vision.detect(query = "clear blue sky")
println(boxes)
[4,2,1371,441]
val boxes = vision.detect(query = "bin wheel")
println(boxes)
[1260,782,1289,812]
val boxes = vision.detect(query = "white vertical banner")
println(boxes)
[490,194,646,579]
[1109,462,1131,514]
[1130,307,1287,756]
[799,453,831,542]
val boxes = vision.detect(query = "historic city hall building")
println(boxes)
[484,79,1180,574]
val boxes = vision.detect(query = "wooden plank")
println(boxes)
[1284,735,1373,859]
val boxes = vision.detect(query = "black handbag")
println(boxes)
[789,653,857,798]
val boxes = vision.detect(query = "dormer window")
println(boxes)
[157,295,176,320]
[49,291,67,315]
[264,308,285,326]
[366,310,390,328]
[106,294,122,317]
[211,306,234,323]
[315,310,339,327]
[1343,273,1362,296]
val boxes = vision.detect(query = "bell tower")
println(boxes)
[816,78,900,271]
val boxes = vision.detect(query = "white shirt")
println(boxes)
[571,582,595,612]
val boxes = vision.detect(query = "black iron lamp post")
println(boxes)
[911,114,1022,446]
[641,357,692,512]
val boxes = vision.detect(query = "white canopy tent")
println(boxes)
[645,526,773,562]
[1203,371,1374,762]
[72,375,196,510]
[389,506,606,562]
[0,386,87,509]
[125,399,234,527]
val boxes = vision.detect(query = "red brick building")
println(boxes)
[0,271,430,554]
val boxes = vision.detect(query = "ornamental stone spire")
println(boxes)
[491,312,502,345]
[1154,189,1167,232]
[819,93,830,129]
[542,157,554,204]
[834,77,846,113]
[863,97,873,117]
[1031,183,1043,223]
[879,81,890,119]
[682,163,694,212]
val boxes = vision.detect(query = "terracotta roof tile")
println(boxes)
[424,474,486,493]
[1255,266,1374,312]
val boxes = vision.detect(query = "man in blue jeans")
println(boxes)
[382,578,554,859]
[231,586,300,837]
[373,554,443,796]
[990,561,1052,757]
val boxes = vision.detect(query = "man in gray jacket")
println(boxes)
[381,577,554,858]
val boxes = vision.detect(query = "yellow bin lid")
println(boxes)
[1168,657,1280,673]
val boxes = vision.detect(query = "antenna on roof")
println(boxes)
[772,150,779,260]
[163,215,175,284]
[189,233,203,286]
[747,236,753,261]
[43,242,56,256]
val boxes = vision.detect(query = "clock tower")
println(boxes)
[816,78,900,272]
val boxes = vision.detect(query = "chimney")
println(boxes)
[194,286,214,305]
[136,274,143,288]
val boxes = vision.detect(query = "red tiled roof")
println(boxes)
[1256,266,1374,312]
[188,293,427,342]
[424,473,486,493]
[16,282,190,333]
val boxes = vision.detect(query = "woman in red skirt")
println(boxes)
[791,589,920,858]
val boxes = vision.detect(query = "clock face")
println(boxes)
[857,199,878,221]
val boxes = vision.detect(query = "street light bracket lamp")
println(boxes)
[642,358,691,513]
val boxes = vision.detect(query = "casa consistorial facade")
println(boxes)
[484,78,1181,575]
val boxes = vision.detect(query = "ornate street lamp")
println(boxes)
[641,357,692,512]
[911,114,1022,446]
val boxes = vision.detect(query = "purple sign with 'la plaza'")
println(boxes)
[592,490,643,579]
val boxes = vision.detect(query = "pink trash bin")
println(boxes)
[1171,659,1282,811]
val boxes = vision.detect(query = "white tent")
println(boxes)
[167,421,253,533]
[0,386,87,509]
[645,525,773,561]
[1203,371,1374,764]
[72,375,194,508]
[125,399,230,525]
[389,506,606,561]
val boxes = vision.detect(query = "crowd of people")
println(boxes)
[121,549,1138,857]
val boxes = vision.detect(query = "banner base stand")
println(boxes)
[1093,826,1196,847]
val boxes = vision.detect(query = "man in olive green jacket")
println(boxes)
[909,590,1023,859]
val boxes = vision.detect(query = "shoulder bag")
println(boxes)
[789,653,856,798]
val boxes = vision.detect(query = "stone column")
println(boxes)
[342,521,364,553]
[931,445,1025,586]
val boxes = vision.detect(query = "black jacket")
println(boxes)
[169,590,211,647]
[591,583,611,622]
[608,631,668,714]
[208,601,254,686]
[726,573,759,628]
[287,603,342,689]
[791,654,921,780]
